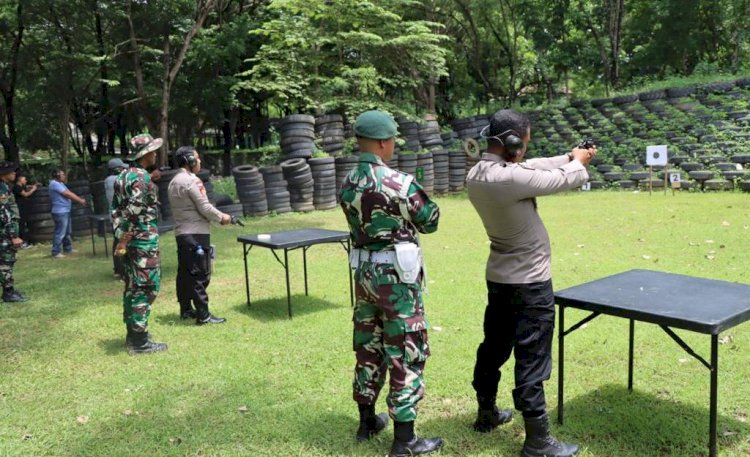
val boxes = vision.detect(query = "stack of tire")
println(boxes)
[156,168,180,222]
[449,151,467,192]
[418,115,444,150]
[281,159,315,212]
[386,150,399,169]
[396,117,421,152]
[280,114,316,159]
[260,165,291,214]
[398,153,418,176]
[432,149,450,194]
[335,155,359,201]
[315,115,345,156]
[308,157,338,210]
[416,152,435,195]
[232,165,268,217]
[22,186,54,243]
[66,180,94,240]
[451,117,478,140]
[91,179,109,215]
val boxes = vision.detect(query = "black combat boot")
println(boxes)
[355,403,389,442]
[389,421,443,457]
[196,314,226,325]
[473,395,513,432]
[125,327,168,355]
[520,413,578,457]
[2,287,26,303]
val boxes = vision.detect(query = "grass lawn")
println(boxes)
[1,191,749,457]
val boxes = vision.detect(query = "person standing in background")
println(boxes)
[48,170,87,258]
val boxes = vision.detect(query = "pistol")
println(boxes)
[577,138,595,149]
[231,216,245,227]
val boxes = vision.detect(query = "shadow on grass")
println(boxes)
[234,294,343,322]
[558,384,750,456]
[97,337,125,356]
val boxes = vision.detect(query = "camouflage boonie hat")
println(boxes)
[129,133,163,161]
[354,110,399,140]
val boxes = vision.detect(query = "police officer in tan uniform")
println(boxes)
[167,146,231,325]
[466,109,595,457]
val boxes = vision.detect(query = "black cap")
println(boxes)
[0,161,18,175]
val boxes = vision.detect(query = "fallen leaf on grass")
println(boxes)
[22,434,32,441]
[734,412,747,423]
[689,242,699,246]
[577,244,585,248]
[638,238,646,243]
[168,437,182,446]
[719,335,734,345]
[722,430,738,437]
[76,416,89,425]
[722,221,731,226]
[642,255,651,260]
[122,409,133,416]
[678,358,689,364]
[705,239,714,244]
[238,405,248,413]
[705,255,715,260]
[432,326,442,332]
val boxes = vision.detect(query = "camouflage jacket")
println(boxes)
[111,164,159,248]
[339,152,440,251]
[0,181,19,241]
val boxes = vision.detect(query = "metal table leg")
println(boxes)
[89,218,96,256]
[103,222,109,258]
[285,248,292,318]
[709,334,718,457]
[558,304,565,425]
[303,246,308,296]
[628,319,635,391]
[243,244,252,306]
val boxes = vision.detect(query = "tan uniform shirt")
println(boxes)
[466,153,589,284]
[167,169,223,236]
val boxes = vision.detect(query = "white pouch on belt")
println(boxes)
[348,248,360,269]
[393,242,422,284]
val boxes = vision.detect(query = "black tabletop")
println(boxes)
[237,229,349,250]
[555,269,750,334]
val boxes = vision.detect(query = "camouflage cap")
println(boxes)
[354,110,398,140]
[0,161,19,175]
[128,133,163,161]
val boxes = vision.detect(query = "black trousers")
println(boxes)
[176,234,211,318]
[472,279,555,414]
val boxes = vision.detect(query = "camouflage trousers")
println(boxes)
[352,261,430,423]
[0,245,16,290]
[122,246,160,332]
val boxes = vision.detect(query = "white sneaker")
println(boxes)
[52,253,66,258]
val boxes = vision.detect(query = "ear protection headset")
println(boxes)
[176,149,197,168]
[480,125,524,157]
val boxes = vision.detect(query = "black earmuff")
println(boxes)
[177,151,197,168]
[503,134,524,157]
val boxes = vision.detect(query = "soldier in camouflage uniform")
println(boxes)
[112,134,167,355]
[339,111,443,457]
[0,161,26,303]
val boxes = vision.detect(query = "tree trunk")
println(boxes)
[0,1,24,163]
[60,105,71,173]
[221,109,233,176]
[608,0,625,87]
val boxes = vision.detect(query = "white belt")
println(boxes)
[351,248,397,264]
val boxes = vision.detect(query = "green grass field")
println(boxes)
[1,191,749,457]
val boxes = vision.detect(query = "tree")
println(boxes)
[0,1,24,162]
[127,0,217,166]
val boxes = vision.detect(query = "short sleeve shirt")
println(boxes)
[49,180,71,214]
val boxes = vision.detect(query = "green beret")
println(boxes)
[354,110,399,140]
